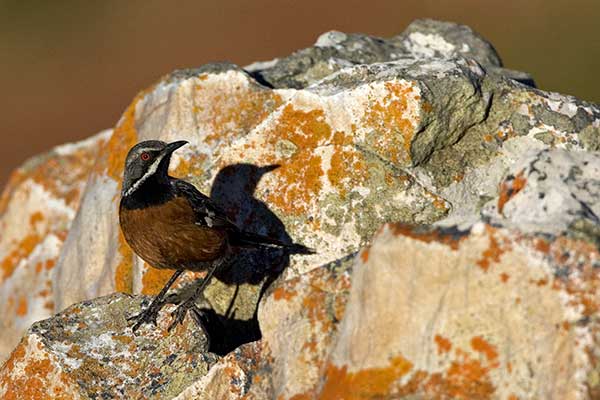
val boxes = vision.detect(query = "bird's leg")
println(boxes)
[129,269,184,332]
[168,258,226,332]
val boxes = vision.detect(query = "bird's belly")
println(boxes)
[120,201,228,270]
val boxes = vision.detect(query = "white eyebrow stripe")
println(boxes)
[124,153,165,197]
[137,147,159,154]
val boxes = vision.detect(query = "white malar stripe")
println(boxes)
[124,155,165,197]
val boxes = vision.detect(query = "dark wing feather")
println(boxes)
[170,179,238,231]
[170,178,314,254]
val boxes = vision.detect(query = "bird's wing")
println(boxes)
[171,179,238,230]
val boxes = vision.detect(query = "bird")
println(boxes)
[119,140,313,332]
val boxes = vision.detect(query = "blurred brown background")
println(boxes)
[1,0,599,187]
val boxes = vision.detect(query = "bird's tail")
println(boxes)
[231,230,315,255]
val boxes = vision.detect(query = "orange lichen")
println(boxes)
[530,278,548,287]
[114,230,134,293]
[360,248,370,263]
[363,81,418,165]
[428,191,449,211]
[29,211,44,226]
[266,151,323,215]
[15,296,28,316]
[303,286,331,333]
[319,355,413,399]
[45,259,56,270]
[140,265,176,295]
[0,338,73,400]
[439,357,495,399]
[102,96,140,183]
[434,335,452,355]
[534,237,551,254]
[44,300,54,311]
[453,173,464,183]
[259,104,334,215]
[113,335,133,345]
[327,144,369,199]
[422,101,433,113]
[476,228,508,272]
[499,272,510,283]
[272,286,298,301]
[470,336,499,366]
[171,153,207,181]
[193,78,282,146]
[289,394,312,400]
[249,103,368,213]
[268,104,333,149]
[395,349,497,399]
[1,233,41,282]
[0,131,104,218]
[497,127,516,141]
[390,223,462,251]
[497,170,527,215]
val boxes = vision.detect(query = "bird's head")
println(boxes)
[121,140,188,197]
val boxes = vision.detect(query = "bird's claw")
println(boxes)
[168,300,201,332]
[128,301,164,333]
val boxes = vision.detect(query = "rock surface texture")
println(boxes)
[1,18,600,399]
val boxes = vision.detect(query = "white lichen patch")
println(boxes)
[483,149,600,235]
[314,30,348,48]
[244,57,280,72]
[54,129,112,157]
[404,32,456,58]
[526,124,583,149]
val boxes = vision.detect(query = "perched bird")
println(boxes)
[119,140,312,332]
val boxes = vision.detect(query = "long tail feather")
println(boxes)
[231,230,315,255]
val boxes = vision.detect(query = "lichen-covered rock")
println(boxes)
[0,293,215,399]
[482,149,600,238]
[1,17,600,399]
[246,19,529,89]
[307,220,598,399]
[172,342,263,400]
[0,131,111,360]
[249,255,354,399]
[183,218,600,399]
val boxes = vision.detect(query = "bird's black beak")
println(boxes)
[163,140,188,155]
[259,164,280,174]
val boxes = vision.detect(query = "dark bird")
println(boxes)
[119,140,313,332]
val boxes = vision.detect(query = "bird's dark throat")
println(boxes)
[121,177,174,210]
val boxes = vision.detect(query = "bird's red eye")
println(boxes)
[141,152,150,161]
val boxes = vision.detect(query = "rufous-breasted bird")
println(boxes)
[119,140,312,332]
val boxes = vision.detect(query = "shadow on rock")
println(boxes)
[199,163,307,355]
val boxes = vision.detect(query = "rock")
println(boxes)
[482,149,600,238]
[314,221,600,399]
[171,342,262,400]
[1,18,600,399]
[393,19,503,67]
[0,131,111,360]
[249,255,354,399]
[0,293,216,399]
[247,18,526,89]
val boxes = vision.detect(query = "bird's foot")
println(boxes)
[128,299,166,332]
[168,299,203,332]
